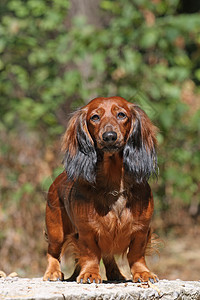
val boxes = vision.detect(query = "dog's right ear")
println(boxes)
[61,109,97,183]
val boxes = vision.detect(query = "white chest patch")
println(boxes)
[111,194,127,218]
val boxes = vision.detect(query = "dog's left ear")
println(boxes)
[61,109,97,183]
[123,104,158,182]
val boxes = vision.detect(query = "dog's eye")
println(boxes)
[117,112,127,119]
[91,114,100,122]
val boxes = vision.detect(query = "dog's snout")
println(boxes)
[102,131,117,143]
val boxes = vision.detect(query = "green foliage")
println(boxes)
[1,0,200,200]
[1,0,200,208]
[0,0,70,134]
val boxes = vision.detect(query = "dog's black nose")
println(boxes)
[102,131,117,143]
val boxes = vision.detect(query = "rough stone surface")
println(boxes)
[1,277,200,300]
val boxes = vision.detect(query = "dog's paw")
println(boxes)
[43,269,64,281]
[133,271,159,283]
[77,272,102,284]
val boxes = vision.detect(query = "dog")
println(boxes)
[43,96,158,283]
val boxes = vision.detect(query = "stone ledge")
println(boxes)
[1,277,200,300]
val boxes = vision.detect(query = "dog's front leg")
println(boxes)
[76,232,102,283]
[127,230,158,283]
[43,180,69,281]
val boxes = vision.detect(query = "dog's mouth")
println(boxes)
[102,146,121,153]
[98,142,123,153]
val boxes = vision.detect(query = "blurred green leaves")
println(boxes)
[0,0,200,214]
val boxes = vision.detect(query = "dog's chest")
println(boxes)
[111,194,127,218]
[97,195,139,254]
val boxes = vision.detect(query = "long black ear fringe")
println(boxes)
[123,118,158,183]
[63,119,97,183]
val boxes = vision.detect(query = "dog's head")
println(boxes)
[62,97,158,183]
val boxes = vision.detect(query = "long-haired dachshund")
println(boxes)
[43,96,158,283]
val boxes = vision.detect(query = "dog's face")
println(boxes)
[86,97,132,153]
[62,96,157,183]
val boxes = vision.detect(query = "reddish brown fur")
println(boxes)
[43,96,158,283]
